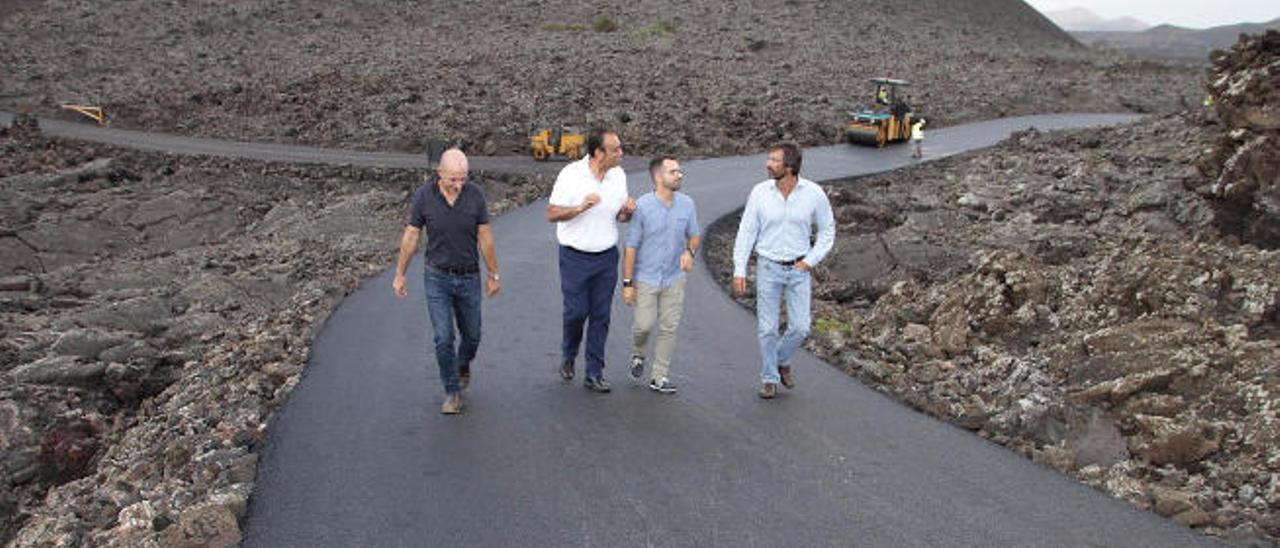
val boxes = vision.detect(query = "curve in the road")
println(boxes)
[244,113,1214,547]
[6,111,1218,546]
[0,110,650,177]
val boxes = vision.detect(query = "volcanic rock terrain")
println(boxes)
[2,1,1269,546]
[3,0,1200,156]
[704,31,1280,547]
[0,124,551,546]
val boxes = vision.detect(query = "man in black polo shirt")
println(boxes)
[393,149,501,415]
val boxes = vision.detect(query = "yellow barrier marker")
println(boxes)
[61,104,107,126]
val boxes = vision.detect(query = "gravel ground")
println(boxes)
[0,123,553,546]
[0,0,1253,545]
[705,108,1280,546]
[2,0,1201,157]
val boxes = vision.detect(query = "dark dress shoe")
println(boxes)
[779,366,795,389]
[559,359,575,381]
[758,383,777,399]
[583,376,612,393]
[459,363,471,390]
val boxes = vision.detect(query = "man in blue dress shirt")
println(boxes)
[732,143,835,399]
[621,156,701,394]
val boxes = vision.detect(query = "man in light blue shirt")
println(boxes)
[732,143,835,399]
[621,156,701,394]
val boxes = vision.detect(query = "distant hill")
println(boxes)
[1045,7,1148,32]
[1073,18,1280,61]
[0,0,1187,158]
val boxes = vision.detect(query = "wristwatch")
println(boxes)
[622,278,634,288]
[489,272,500,281]
[686,247,697,258]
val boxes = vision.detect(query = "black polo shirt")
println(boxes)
[406,177,490,272]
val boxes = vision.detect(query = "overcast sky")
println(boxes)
[1024,0,1279,29]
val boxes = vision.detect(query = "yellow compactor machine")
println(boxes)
[846,78,914,148]
[530,126,585,161]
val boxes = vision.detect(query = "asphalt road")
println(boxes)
[238,114,1216,547]
[0,110,646,177]
[4,111,1218,546]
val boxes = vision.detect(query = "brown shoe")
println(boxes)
[779,366,795,389]
[459,363,471,390]
[441,393,463,415]
[758,383,777,399]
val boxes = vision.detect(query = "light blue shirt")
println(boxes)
[625,192,700,288]
[732,177,835,278]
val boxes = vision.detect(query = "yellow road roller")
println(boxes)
[846,78,913,148]
[530,126,585,161]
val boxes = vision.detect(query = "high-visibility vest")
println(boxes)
[911,121,925,140]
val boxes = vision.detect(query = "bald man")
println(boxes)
[394,149,502,415]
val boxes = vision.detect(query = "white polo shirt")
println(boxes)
[549,157,629,252]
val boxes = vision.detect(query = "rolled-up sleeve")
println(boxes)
[686,200,701,239]
[732,188,760,278]
[802,187,836,267]
[625,207,644,249]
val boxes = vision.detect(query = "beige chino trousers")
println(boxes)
[631,278,687,382]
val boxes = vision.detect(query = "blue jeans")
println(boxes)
[423,266,482,394]
[755,259,811,384]
[558,245,618,379]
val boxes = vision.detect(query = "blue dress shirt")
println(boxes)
[625,192,700,288]
[732,178,835,278]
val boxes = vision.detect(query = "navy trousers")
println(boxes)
[558,245,618,379]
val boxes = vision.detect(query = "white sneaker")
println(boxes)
[648,378,677,394]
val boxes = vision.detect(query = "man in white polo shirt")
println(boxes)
[545,128,637,393]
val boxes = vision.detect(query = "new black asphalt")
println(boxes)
[3,111,1219,546]
[0,110,642,177]
[240,114,1217,547]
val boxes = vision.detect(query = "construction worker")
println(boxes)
[911,118,926,159]
[876,85,889,106]
[1203,95,1215,108]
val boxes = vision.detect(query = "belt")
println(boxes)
[561,245,613,256]
[430,263,479,275]
[769,256,803,266]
